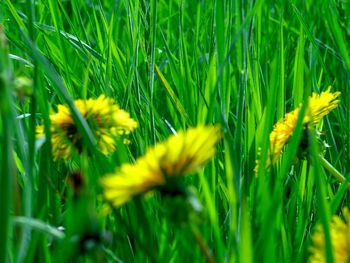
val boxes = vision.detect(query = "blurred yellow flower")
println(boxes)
[255,87,340,173]
[100,125,222,208]
[37,95,137,161]
[309,208,350,263]
[269,108,300,164]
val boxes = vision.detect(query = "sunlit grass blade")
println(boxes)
[0,27,15,263]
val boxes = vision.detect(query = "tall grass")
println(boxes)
[1,0,349,262]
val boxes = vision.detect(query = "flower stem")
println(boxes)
[319,155,350,189]
[190,224,216,263]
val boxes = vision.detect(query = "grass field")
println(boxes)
[1,0,350,262]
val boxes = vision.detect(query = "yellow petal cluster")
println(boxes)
[269,108,300,164]
[37,95,137,161]
[305,86,341,126]
[100,125,222,208]
[309,208,350,263]
[255,87,340,172]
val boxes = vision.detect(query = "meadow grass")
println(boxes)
[1,0,349,262]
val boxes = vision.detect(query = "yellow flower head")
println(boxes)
[269,108,300,164]
[256,87,340,171]
[309,207,350,263]
[100,125,222,208]
[305,86,341,126]
[37,95,137,161]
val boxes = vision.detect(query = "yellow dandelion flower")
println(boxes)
[305,86,341,126]
[269,108,300,164]
[100,125,222,208]
[37,95,137,161]
[309,207,350,263]
[255,87,340,173]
